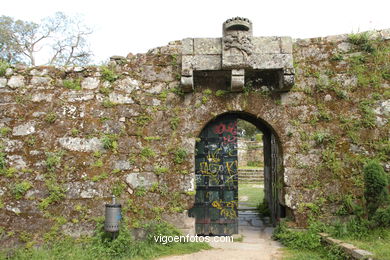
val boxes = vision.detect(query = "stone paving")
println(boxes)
[158,210,284,260]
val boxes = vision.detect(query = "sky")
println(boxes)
[2,0,389,64]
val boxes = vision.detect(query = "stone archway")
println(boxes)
[189,111,284,235]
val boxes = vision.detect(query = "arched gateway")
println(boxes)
[190,112,284,235]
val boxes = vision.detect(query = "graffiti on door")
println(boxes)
[191,116,239,235]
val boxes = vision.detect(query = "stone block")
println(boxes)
[7,76,25,89]
[108,92,134,104]
[0,78,7,88]
[182,38,194,55]
[194,38,222,55]
[181,55,194,74]
[13,122,35,136]
[162,211,195,232]
[65,181,103,199]
[112,160,132,171]
[30,76,52,86]
[280,37,293,54]
[231,71,244,92]
[60,91,94,102]
[31,93,53,102]
[249,54,293,69]
[58,137,104,152]
[181,75,194,92]
[125,172,158,189]
[193,55,222,70]
[81,77,100,89]
[351,249,374,259]
[116,77,140,93]
[252,37,280,54]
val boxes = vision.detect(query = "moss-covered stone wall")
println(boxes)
[0,30,388,247]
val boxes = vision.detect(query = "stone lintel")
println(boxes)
[180,19,294,93]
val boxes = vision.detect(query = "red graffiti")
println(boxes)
[213,122,237,135]
[223,135,237,145]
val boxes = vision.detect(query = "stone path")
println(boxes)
[158,210,284,260]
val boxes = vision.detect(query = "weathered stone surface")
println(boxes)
[81,77,100,89]
[125,172,158,189]
[182,38,194,55]
[251,37,280,54]
[142,65,175,82]
[183,55,222,71]
[62,222,95,237]
[30,76,52,86]
[108,92,134,104]
[194,38,222,55]
[7,155,27,169]
[145,83,163,94]
[162,211,195,235]
[280,37,293,54]
[60,91,94,102]
[5,68,13,76]
[58,137,104,152]
[113,160,132,170]
[280,92,305,105]
[31,93,54,102]
[30,69,49,76]
[12,122,35,136]
[0,24,389,244]
[7,76,25,88]
[116,77,140,93]
[3,139,23,152]
[0,78,6,88]
[65,181,103,199]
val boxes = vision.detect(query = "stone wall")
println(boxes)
[0,29,389,246]
[237,138,263,167]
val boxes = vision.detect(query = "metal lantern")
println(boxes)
[104,196,122,233]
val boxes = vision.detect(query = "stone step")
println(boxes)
[239,176,263,179]
[238,174,263,177]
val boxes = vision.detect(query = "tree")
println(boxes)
[0,12,92,66]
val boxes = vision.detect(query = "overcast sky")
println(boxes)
[2,0,389,64]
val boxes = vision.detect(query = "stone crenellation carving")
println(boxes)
[181,17,295,92]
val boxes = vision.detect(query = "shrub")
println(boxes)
[101,134,118,151]
[372,207,390,227]
[0,60,10,77]
[140,147,156,159]
[348,32,375,53]
[12,181,32,199]
[39,177,65,210]
[101,66,118,82]
[0,152,6,169]
[44,112,57,123]
[63,78,81,90]
[273,221,321,250]
[0,127,11,137]
[45,151,63,172]
[364,160,388,217]
[173,149,187,164]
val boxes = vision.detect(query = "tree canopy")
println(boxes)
[0,12,93,66]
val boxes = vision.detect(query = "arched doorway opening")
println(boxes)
[190,112,285,235]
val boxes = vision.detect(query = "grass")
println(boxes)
[238,182,264,207]
[343,228,390,260]
[1,221,212,260]
[281,248,330,260]
[1,237,211,260]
